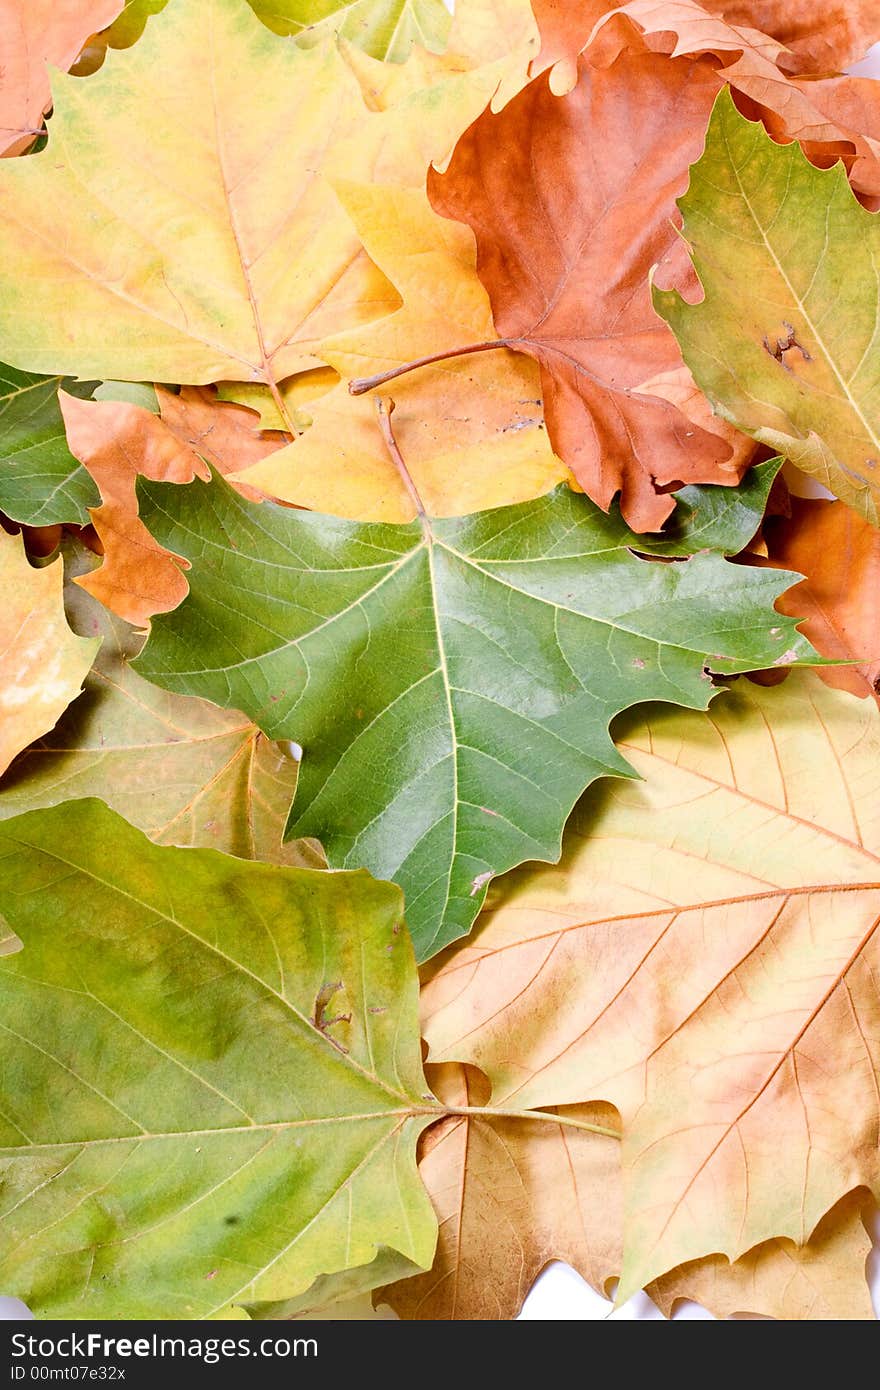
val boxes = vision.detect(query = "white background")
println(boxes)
[2,21,879,1327]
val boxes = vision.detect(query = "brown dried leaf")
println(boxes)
[429,4,880,531]
[155,386,285,493]
[60,393,201,626]
[636,365,758,476]
[530,0,880,79]
[528,0,612,82]
[421,673,880,1298]
[763,498,880,701]
[701,2,880,73]
[383,1060,876,1319]
[60,388,283,626]
[593,3,880,201]
[382,1062,621,1320]
[429,46,746,532]
[651,1193,876,1320]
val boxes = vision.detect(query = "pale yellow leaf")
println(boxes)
[422,673,880,1297]
[234,185,568,521]
[0,531,98,776]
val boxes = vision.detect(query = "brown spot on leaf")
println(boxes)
[311,980,351,1052]
[763,321,812,371]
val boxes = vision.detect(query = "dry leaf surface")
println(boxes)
[423,673,880,1297]
[382,1062,621,1319]
[0,543,324,866]
[61,388,282,626]
[650,1193,876,1320]
[0,531,99,776]
[592,2,880,201]
[763,498,880,702]
[236,185,567,521]
[530,0,880,77]
[702,1,880,72]
[429,45,744,531]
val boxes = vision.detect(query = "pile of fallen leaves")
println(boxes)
[0,0,879,1323]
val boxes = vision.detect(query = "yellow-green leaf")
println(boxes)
[0,799,439,1319]
[655,89,880,525]
[97,0,451,62]
[0,0,398,419]
[251,0,451,60]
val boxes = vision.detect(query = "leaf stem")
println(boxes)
[375,398,428,521]
[442,1104,620,1140]
[349,338,518,396]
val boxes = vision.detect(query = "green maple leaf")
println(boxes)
[133,457,815,959]
[655,88,880,526]
[0,366,98,526]
[0,800,439,1320]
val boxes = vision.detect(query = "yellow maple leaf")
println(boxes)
[0,531,98,777]
[234,184,569,521]
[0,0,402,432]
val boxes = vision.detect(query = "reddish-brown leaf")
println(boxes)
[701,1,880,73]
[429,5,880,530]
[530,0,880,78]
[428,46,749,532]
[155,386,285,491]
[528,0,612,79]
[764,498,880,702]
[60,388,284,626]
[590,3,880,202]
[0,1,123,156]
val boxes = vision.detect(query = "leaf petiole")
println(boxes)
[440,1104,620,1140]
[349,338,518,395]
[375,398,427,519]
